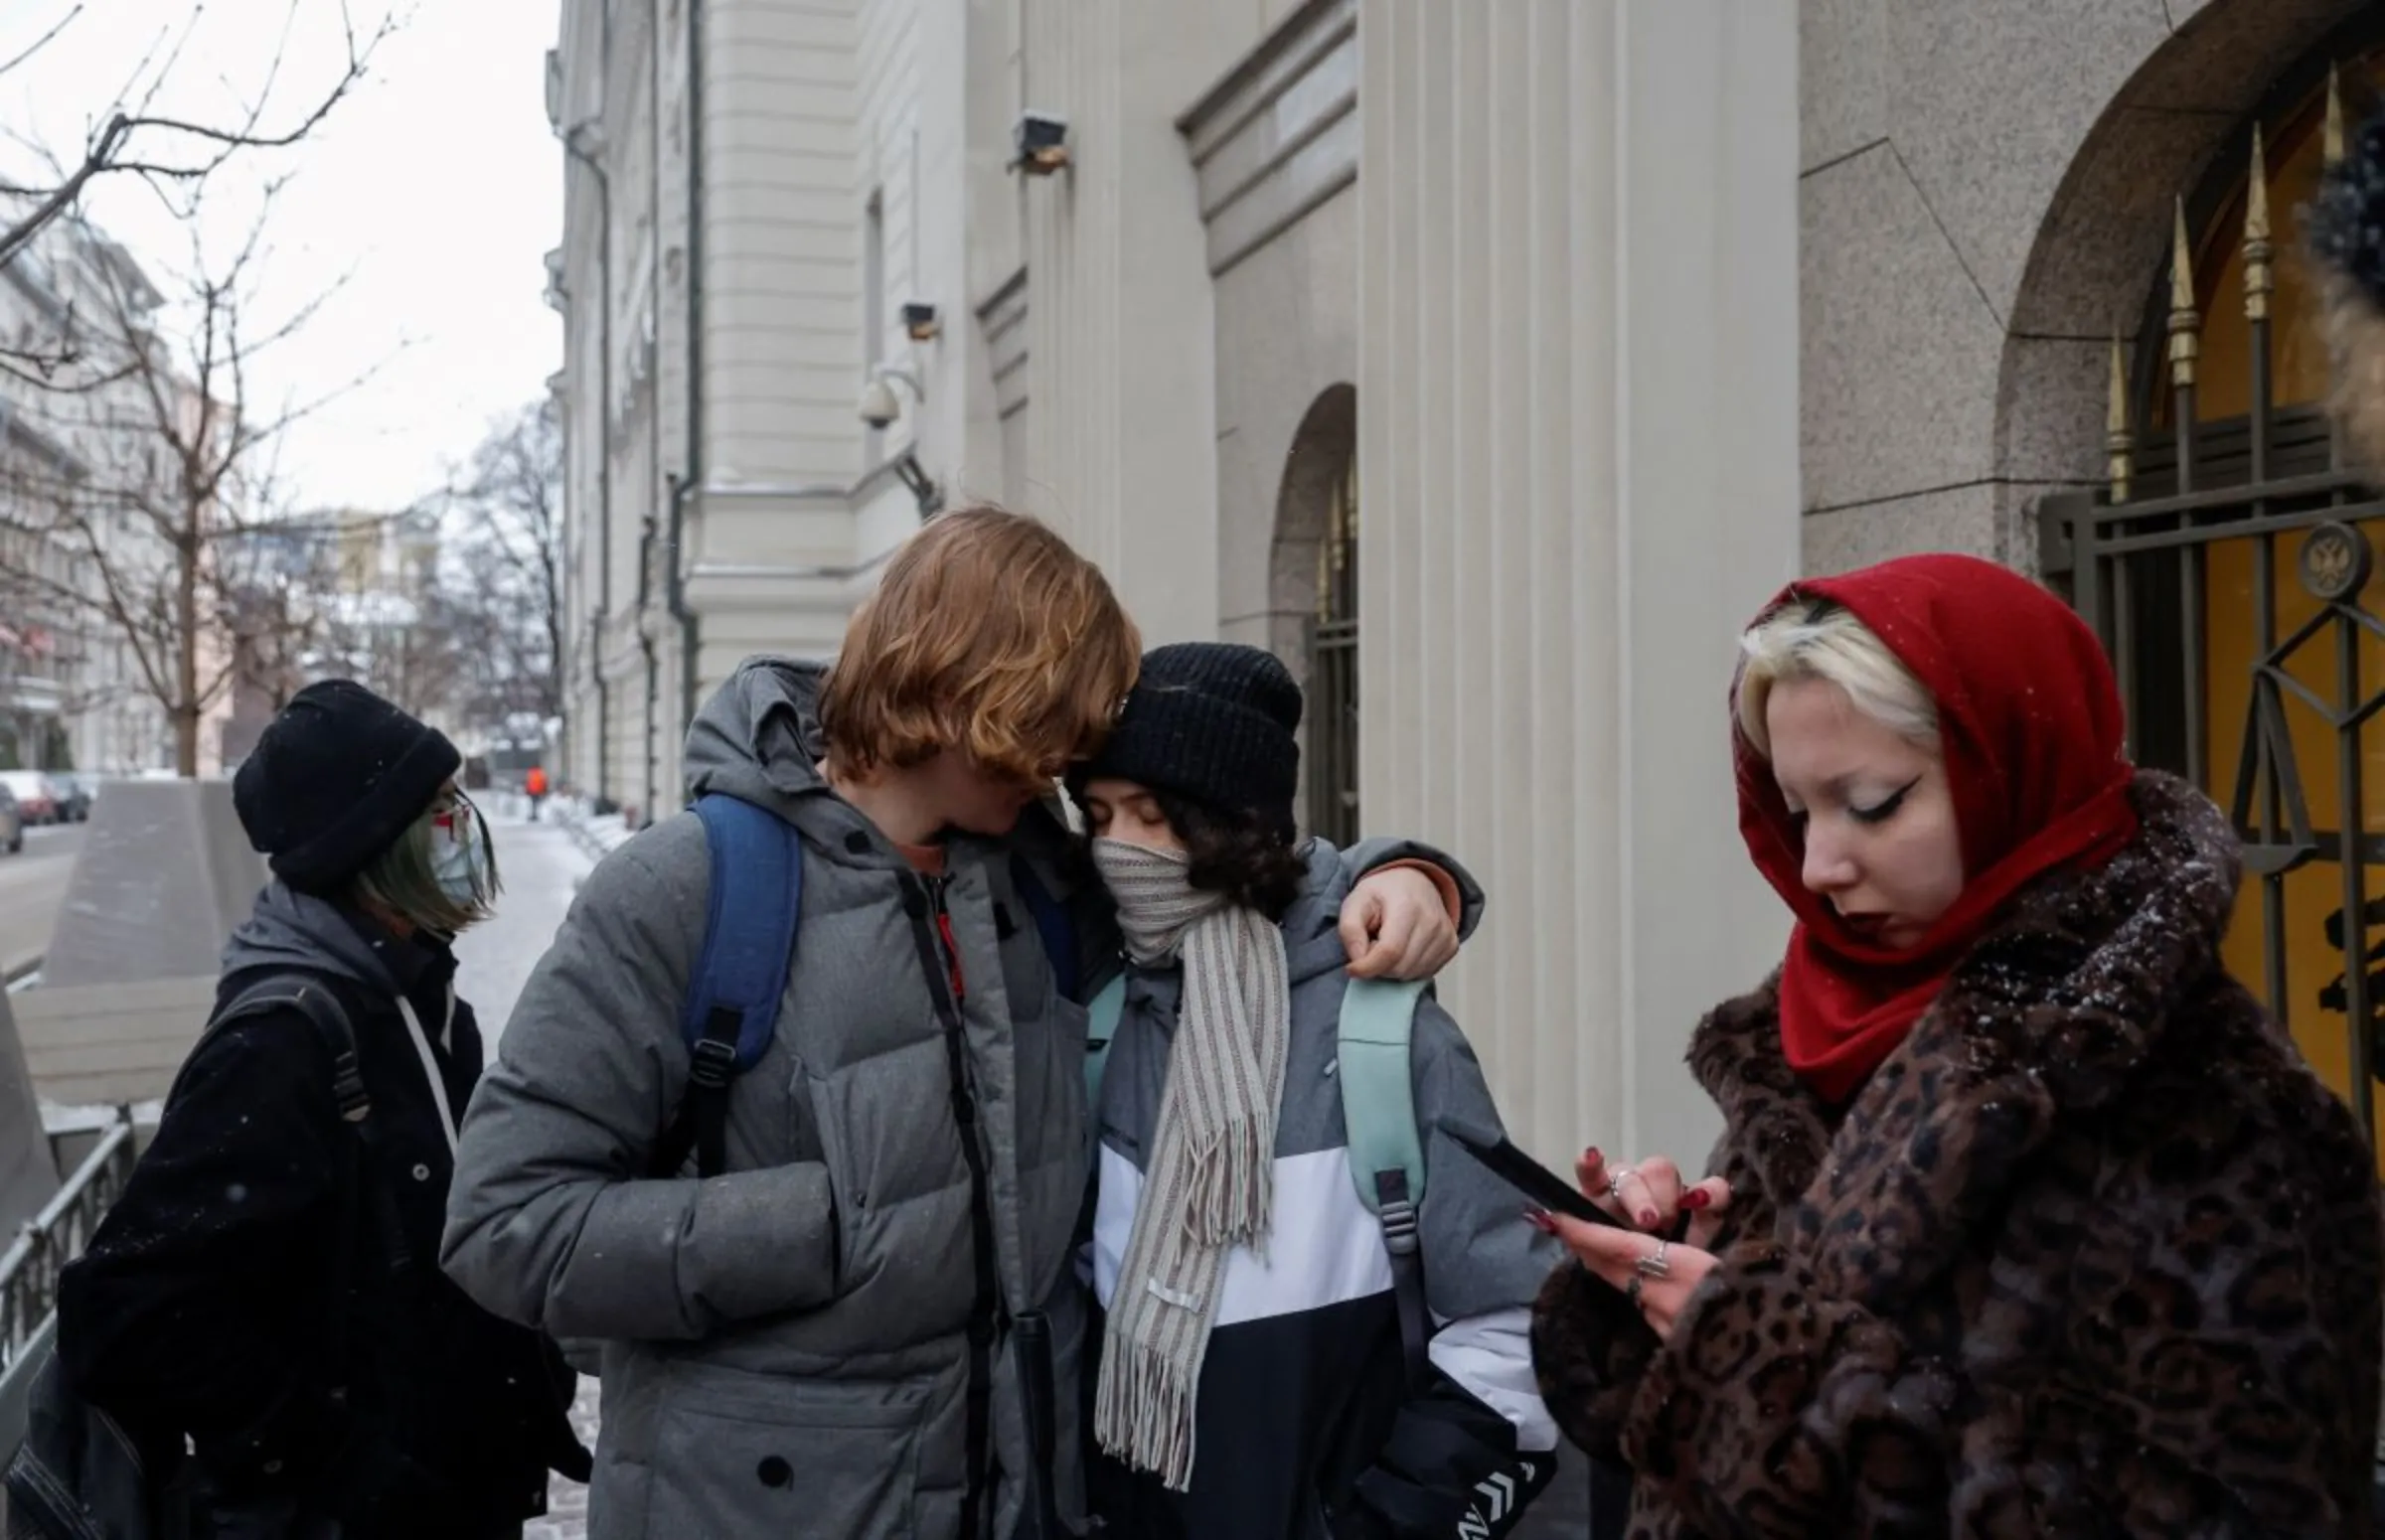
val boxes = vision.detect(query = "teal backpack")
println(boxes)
[1082,975,1436,1381]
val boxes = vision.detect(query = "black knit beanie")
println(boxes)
[233,679,462,894]
[1083,643,1303,839]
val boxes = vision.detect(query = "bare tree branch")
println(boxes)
[0,1,398,270]
[0,6,84,86]
[0,178,377,774]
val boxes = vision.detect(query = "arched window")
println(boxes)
[2051,37,2385,1152]
[1273,385,1359,847]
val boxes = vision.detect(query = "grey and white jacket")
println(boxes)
[1089,840,1561,1540]
[439,656,1479,1540]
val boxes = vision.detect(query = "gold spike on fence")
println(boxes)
[2168,197,2201,393]
[2326,64,2346,167]
[2245,123,2273,323]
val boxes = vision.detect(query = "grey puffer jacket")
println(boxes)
[440,656,1480,1540]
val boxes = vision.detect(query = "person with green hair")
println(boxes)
[57,680,588,1539]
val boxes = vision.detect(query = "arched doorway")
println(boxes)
[2040,24,2385,1154]
[1272,385,1358,845]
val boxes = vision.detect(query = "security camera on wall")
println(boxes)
[858,377,900,430]
[858,367,922,430]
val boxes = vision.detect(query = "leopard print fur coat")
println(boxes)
[1531,772,2383,1536]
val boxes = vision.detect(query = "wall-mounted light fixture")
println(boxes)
[1013,111,1071,175]
[900,301,941,342]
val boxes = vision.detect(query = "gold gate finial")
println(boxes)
[2168,196,2201,391]
[2108,333,2135,505]
[2327,64,2347,167]
[2245,123,2274,322]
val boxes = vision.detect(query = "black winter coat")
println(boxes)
[58,883,582,1539]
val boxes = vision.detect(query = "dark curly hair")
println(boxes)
[1152,789,1310,923]
[1069,774,1312,923]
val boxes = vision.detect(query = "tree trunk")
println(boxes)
[176,506,200,777]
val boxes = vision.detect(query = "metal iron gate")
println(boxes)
[2040,102,2382,1149]
[1307,455,1359,847]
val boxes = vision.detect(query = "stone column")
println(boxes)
[1358,0,1800,1162]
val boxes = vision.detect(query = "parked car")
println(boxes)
[47,773,89,823]
[0,785,21,854]
[0,771,58,825]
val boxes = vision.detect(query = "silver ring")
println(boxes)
[1634,1241,1671,1280]
[1607,1169,1632,1201]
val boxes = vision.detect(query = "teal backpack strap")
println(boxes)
[1338,976,1431,1385]
[1083,973,1127,1116]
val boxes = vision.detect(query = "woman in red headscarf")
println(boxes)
[1528,553,2383,1536]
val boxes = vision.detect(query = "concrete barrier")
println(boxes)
[0,984,58,1234]
[13,977,217,1109]
[40,779,262,989]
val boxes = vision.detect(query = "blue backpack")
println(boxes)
[651,794,1079,1179]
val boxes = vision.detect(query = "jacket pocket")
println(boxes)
[802,1053,974,1336]
[645,1366,926,1539]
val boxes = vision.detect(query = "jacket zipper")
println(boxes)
[910,874,1001,1538]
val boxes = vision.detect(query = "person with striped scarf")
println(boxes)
[1071,643,1559,1540]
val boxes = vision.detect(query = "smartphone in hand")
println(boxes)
[1447,1129,1629,1230]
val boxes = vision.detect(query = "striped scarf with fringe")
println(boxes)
[1089,837,1290,1490]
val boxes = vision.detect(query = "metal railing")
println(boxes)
[0,1112,137,1454]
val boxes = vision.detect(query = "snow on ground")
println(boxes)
[453,805,597,1056]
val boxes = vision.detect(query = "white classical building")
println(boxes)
[551,0,2385,1167]
[0,217,229,779]
[548,0,1800,1161]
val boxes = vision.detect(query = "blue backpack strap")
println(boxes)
[653,794,804,1178]
[1010,852,1080,1002]
[1338,976,1431,1384]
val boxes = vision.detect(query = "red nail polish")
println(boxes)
[1582,1148,1601,1165]
[1683,1189,1712,1211]
[1639,1210,1661,1229]
[1522,1207,1558,1235]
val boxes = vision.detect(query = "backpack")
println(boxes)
[1080,973,1436,1384]
[651,794,1080,1181]
[5,977,372,1540]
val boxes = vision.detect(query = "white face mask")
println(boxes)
[428,797,490,908]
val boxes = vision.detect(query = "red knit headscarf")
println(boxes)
[1734,554,2142,1105]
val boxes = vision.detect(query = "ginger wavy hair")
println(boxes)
[820,506,1143,780]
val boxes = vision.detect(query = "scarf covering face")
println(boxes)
[1734,554,2141,1105]
[1089,837,1291,1490]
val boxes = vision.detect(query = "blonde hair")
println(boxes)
[351,797,500,937]
[1735,598,1938,759]
[819,506,1143,780]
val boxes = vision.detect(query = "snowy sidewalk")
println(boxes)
[452,812,604,1538]
[453,812,594,1063]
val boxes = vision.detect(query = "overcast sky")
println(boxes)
[0,0,559,515]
